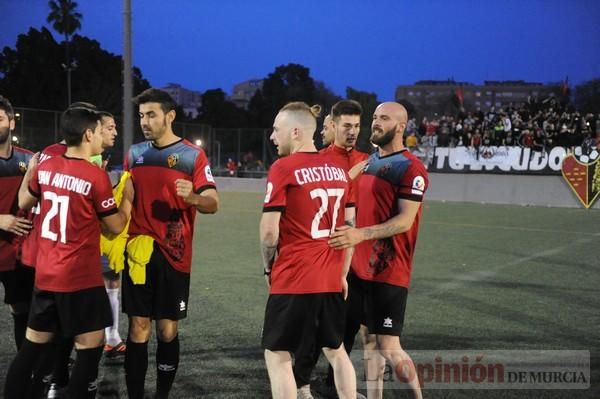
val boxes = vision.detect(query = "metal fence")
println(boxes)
[11,107,274,176]
[12,107,63,152]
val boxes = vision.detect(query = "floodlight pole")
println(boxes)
[123,0,134,155]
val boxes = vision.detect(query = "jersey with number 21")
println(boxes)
[28,155,118,292]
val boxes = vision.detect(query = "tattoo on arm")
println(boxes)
[261,242,278,271]
[362,224,403,240]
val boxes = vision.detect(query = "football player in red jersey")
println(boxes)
[294,100,370,398]
[95,111,128,360]
[18,102,99,398]
[330,102,427,399]
[322,100,370,173]
[320,114,335,147]
[4,106,133,399]
[0,95,33,351]
[261,102,357,399]
[123,88,219,399]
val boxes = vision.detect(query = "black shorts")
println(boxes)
[101,256,120,281]
[262,293,346,353]
[0,262,35,305]
[347,274,408,337]
[28,286,113,337]
[122,245,190,320]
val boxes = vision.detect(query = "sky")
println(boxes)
[1,0,600,100]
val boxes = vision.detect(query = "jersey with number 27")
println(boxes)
[263,152,351,294]
[28,155,118,292]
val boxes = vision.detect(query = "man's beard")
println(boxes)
[0,127,10,144]
[371,126,395,147]
[143,119,167,141]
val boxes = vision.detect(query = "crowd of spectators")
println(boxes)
[405,96,600,154]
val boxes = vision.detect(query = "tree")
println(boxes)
[47,0,83,106]
[0,28,65,110]
[249,63,317,127]
[197,89,248,128]
[0,28,150,116]
[575,79,600,114]
[314,81,341,115]
[47,0,82,42]
[0,28,151,154]
[247,88,267,127]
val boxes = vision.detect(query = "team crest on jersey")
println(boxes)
[167,153,179,168]
[18,161,27,174]
[377,163,392,177]
[561,154,600,209]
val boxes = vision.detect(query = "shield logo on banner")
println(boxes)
[167,153,179,168]
[561,154,600,209]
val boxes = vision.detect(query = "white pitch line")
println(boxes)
[423,237,594,297]
[423,220,599,236]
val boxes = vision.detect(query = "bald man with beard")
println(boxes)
[320,114,335,148]
[329,102,427,399]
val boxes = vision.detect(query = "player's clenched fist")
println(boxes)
[175,179,195,203]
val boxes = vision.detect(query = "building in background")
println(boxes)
[396,80,559,117]
[162,83,203,118]
[230,79,263,109]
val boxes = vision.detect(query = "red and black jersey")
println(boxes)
[0,146,33,272]
[28,155,117,292]
[320,144,369,206]
[353,150,428,288]
[125,139,216,274]
[21,143,68,268]
[263,152,352,294]
[39,143,67,163]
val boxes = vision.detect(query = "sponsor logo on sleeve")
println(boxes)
[264,182,273,203]
[204,165,215,183]
[101,197,116,209]
[411,175,425,195]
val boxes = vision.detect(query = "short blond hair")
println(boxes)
[278,102,321,135]
[280,102,321,119]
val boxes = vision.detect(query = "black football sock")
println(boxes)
[29,342,57,398]
[67,346,103,399]
[125,339,149,399]
[11,311,28,350]
[326,364,335,387]
[156,335,180,398]
[4,338,46,398]
[52,336,74,386]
